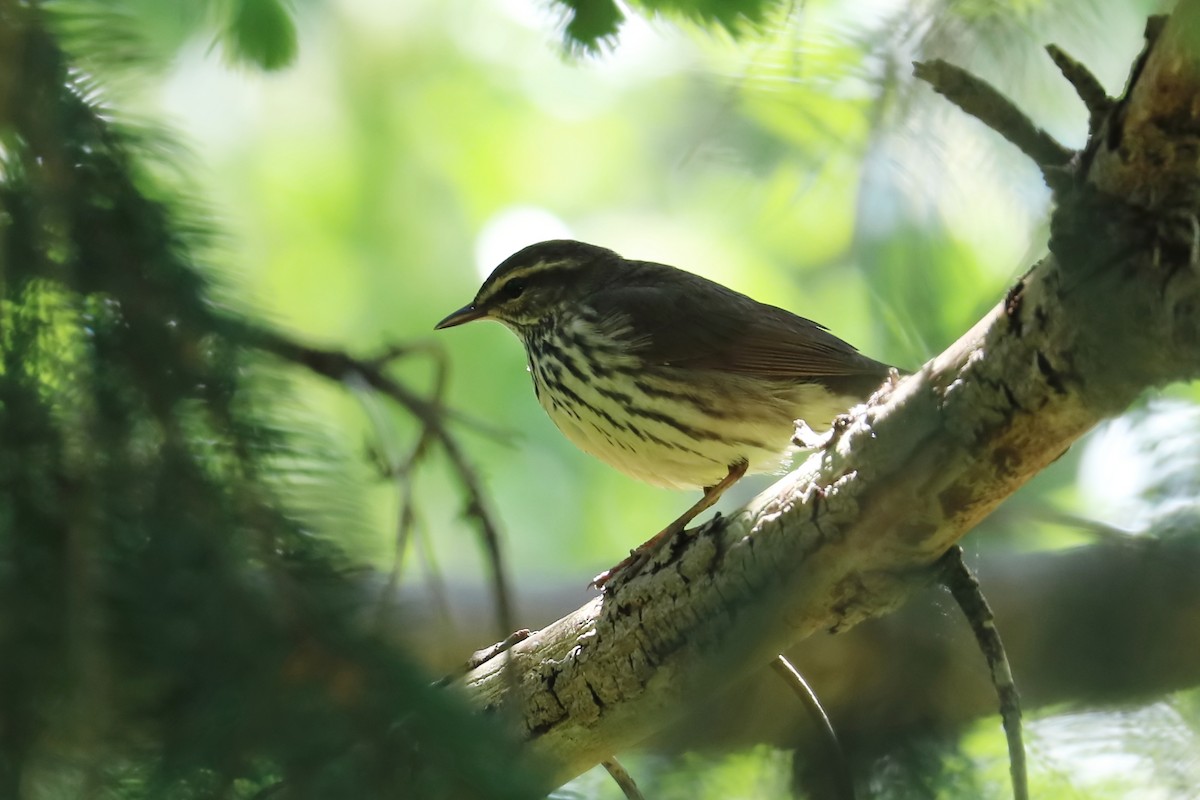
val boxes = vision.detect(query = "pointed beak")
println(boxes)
[434,303,487,330]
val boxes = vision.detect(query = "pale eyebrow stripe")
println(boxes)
[476,260,574,304]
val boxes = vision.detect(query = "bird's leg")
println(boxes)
[591,460,748,590]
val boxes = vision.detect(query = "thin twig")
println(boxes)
[913,59,1074,171]
[1045,44,1112,136]
[601,757,646,800]
[414,522,458,645]
[436,629,532,687]
[259,333,508,442]
[937,546,1028,800]
[369,446,422,633]
[349,346,449,630]
[771,655,856,800]
[249,329,518,644]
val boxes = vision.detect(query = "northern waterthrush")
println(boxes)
[436,240,894,588]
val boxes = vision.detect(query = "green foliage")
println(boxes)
[555,0,625,52]
[861,735,994,800]
[554,0,779,51]
[223,0,298,71]
[0,4,535,797]
[46,0,298,72]
[3,0,1195,797]
[650,748,793,799]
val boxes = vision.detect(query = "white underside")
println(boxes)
[522,317,857,491]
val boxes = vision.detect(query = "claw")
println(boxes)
[590,544,656,591]
[793,420,830,449]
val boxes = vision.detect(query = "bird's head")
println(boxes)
[434,239,619,332]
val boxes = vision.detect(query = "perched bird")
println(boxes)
[436,239,894,588]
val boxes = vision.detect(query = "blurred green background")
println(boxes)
[47,0,1200,796]
[136,0,1164,578]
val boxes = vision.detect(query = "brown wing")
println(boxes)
[585,263,893,379]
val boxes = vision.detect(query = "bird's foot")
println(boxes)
[792,420,833,450]
[589,549,649,592]
[590,518,688,592]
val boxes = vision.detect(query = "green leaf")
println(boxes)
[223,0,298,71]
[555,0,625,53]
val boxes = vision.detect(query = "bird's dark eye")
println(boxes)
[498,280,527,301]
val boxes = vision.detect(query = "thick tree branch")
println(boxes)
[402,528,1200,753]
[660,531,1200,757]
[454,4,1200,790]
